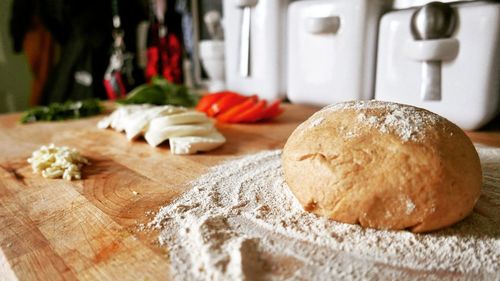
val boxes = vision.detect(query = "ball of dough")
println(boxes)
[282,100,482,233]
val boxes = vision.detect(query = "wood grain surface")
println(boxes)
[0,103,498,280]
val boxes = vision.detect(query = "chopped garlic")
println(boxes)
[27,144,89,181]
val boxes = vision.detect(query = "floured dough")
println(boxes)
[282,100,482,232]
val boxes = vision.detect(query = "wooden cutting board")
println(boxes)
[0,104,498,280]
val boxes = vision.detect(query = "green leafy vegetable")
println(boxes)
[20,99,103,124]
[117,77,200,107]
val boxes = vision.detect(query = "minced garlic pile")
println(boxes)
[27,144,89,181]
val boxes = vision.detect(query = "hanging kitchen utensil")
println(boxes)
[410,2,457,101]
[175,0,195,86]
[145,0,184,84]
[103,0,135,100]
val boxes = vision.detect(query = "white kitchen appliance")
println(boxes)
[222,0,289,100]
[287,0,389,106]
[375,1,500,130]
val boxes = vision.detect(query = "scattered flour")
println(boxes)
[309,117,325,128]
[405,198,416,215]
[150,146,500,281]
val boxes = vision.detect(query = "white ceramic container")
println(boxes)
[287,0,388,106]
[199,40,226,92]
[375,1,500,130]
[223,0,289,100]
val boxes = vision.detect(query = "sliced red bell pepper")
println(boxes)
[261,100,284,120]
[195,92,227,112]
[217,95,258,123]
[206,93,247,117]
[231,100,267,123]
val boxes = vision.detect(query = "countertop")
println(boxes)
[0,103,498,280]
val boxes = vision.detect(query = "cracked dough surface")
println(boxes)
[282,101,482,232]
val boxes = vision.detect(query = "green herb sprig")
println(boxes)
[20,99,103,124]
[117,77,200,107]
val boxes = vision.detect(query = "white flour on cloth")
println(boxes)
[149,146,500,280]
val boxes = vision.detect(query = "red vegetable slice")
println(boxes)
[217,96,258,123]
[231,100,267,123]
[196,92,227,112]
[206,93,247,117]
[260,100,284,121]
